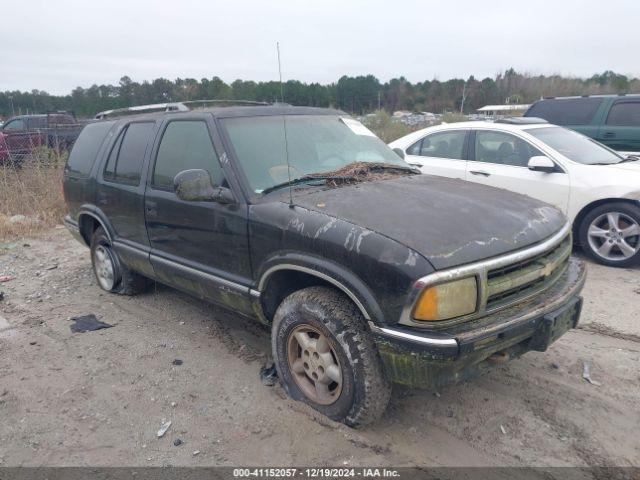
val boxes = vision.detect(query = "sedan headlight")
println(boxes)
[412,277,477,321]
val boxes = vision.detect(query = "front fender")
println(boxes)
[256,252,384,323]
[249,202,435,326]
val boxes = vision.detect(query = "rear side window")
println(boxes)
[66,121,115,177]
[28,117,47,129]
[152,120,224,190]
[416,130,467,160]
[606,102,640,126]
[526,98,602,125]
[104,122,155,185]
[407,139,422,155]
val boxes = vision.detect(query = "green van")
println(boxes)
[524,94,640,154]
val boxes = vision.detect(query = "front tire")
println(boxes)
[271,286,391,427]
[90,227,147,295]
[579,202,640,267]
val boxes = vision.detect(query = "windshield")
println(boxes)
[222,115,408,193]
[526,126,624,165]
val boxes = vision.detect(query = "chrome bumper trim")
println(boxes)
[368,322,458,347]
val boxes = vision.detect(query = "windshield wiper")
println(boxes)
[363,162,421,174]
[261,163,418,195]
[619,155,640,163]
[261,176,327,195]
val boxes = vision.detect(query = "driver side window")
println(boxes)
[474,131,543,167]
[152,120,226,190]
[3,119,25,131]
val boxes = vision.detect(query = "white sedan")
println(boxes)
[389,118,640,267]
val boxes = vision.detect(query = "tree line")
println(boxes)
[1,69,638,119]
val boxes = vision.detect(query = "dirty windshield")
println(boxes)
[222,115,409,193]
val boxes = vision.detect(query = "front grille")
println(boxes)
[485,234,572,311]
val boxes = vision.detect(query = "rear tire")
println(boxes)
[579,202,640,267]
[271,286,391,427]
[90,227,147,295]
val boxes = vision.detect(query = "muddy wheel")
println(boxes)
[579,202,640,267]
[90,227,147,295]
[272,286,391,427]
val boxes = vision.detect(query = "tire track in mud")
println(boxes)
[578,322,640,344]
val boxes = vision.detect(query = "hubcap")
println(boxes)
[286,324,343,405]
[587,212,640,261]
[93,245,116,290]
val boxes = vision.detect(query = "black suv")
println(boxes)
[63,104,586,426]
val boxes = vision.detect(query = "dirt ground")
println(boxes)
[0,228,638,467]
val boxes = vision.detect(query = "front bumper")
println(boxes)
[370,256,586,389]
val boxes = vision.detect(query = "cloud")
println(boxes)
[2,0,638,94]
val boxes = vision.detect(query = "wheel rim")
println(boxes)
[587,211,640,262]
[93,244,116,290]
[286,324,343,406]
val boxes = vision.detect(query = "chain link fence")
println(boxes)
[0,114,86,167]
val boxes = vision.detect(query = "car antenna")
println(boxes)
[277,42,294,208]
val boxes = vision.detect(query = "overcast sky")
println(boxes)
[2,0,639,95]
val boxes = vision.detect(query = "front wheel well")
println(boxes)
[260,269,365,324]
[572,198,640,245]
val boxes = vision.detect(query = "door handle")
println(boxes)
[470,170,491,177]
[602,132,616,138]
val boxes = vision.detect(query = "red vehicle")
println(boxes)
[0,112,85,163]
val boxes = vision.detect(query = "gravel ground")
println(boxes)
[0,228,638,467]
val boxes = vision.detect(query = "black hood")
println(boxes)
[289,174,566,270]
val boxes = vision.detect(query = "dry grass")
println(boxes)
[0,148,67,241]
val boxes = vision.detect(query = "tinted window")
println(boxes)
[103,131,124,180]
[526,126,623,165]
[153,121,224,190]
[3,119,25,130]
[66,121,115,177]
[104,122,154,185]
[526,98,602,125]
[418,131,466,160]
[474,131,543,167]
[606,102,640,126]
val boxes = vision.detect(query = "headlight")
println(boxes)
[412,277,477,321]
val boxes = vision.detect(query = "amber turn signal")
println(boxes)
[412,277,477,321]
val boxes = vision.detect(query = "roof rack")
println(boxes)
[94,99,271,119]
[495,117,548,125]
[541,93,640,100]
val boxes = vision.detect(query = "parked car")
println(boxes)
[63,104,585,426]
[389,118,640,267]
[0,112,84,160]
[524,94,640,155]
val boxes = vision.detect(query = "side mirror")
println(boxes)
[528,155,557,173]
[173,169,235,204]
[392,147,405,159]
